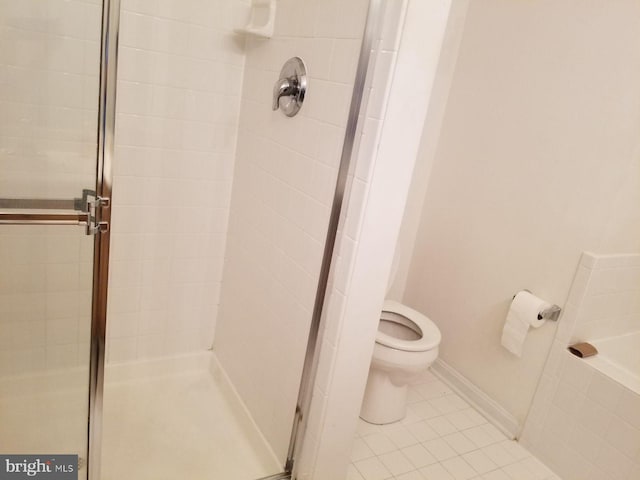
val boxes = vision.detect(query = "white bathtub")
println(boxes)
[586,331,640,394]
[521,253,640,479]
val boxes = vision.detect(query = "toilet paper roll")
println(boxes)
[501,291,550,357]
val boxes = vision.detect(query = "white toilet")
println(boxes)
[360,299,441,424]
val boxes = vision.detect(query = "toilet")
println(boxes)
[360,299,441,424]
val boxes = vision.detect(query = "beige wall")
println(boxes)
[399,0,640,427]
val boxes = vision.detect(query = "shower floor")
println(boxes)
[0,352,280,479]
[102,353,282,480]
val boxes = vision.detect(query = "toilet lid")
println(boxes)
[376,300,441,352]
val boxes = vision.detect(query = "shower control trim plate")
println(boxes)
[272,57,307,117]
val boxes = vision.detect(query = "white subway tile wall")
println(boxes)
[0,0,102,199]
[0,227,94,376]
[567,253,640,342]
[521,253,640,480]
[0,0,102,378]
[213,0,370,464]
[107,0,251,363]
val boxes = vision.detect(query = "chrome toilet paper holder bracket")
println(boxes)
[538,304,561,321]
[513,290,561,321]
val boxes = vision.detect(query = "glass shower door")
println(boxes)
[0,1,108,478]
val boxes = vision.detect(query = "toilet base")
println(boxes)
[360,368,409,424]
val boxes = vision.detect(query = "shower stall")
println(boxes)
[0,0,380,478]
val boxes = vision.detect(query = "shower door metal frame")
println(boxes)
[87,0,120,478]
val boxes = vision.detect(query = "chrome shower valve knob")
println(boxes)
[272,57,307,117]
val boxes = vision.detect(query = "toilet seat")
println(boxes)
[376,300,441,352]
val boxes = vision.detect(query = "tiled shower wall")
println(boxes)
[0,0,101,198]
[521,253,640,480]
[107,0,250,362]
[0,0,102,377]
[213,0,369,463]
[557,253,640,343]
[0,227,94,376]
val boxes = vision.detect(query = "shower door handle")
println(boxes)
[0,189,109,235]
[0,211,91,226]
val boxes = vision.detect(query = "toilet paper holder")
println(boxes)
[513,290,562,321]
[538,304,561,321]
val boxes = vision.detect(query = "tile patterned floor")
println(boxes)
[349,371,561,480]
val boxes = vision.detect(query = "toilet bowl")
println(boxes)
[360,300,441,424]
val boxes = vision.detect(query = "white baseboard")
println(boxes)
[431,358,519,439]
